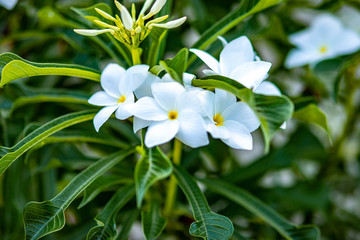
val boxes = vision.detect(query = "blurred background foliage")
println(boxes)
[1,0,360,239]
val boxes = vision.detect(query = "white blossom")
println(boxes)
[0,0,17,10]
[285,14,360,68]
[190,36,272,90]
[203,89,260,150]
[127,81,209,148]
[88,63,153,132]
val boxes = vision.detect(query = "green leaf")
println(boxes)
[135,147,173,207]
[24,149,133,240]
[163,48,189,80]
[255,94,294,152]
[147,28,168,66]
[142,199,167,240]
[192,75,253,103]
[116,210,140,240]
[293,104,329,134]
[9,90,89,114]
[0,111,96,175]
[0,53,100,87]
[174,166,234,240]
[150,48,189,84]
[34,131,129,150]
[79,175,132,209]
[191,0,283,55]
[199,178,321,240]
[87,184,135,240]
[192,76,294,152]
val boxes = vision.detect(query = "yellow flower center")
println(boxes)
[319,46,327,54]
[168,111,178,120]
[118,96,126,103]
[213,113,224,126]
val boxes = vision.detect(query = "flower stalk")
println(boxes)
[164,139,182,217]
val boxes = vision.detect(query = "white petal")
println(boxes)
[254,81,281,96]
[176,90,204,114]
[134,73,160,99]
[229,61,271,89]
[115,93,135,120]
[202,69,218,76]
[189,49,220,73]
[101,63,125,98]
[195,89,214,118]
[93,106,118,132]
[149,17,187,29]
[206,122,230,139]
[115,1,134,30]
[127,97,168,121]
[222,102,260,132]
[152,82,185,110]
[125,65,151,90]
[145,120,179,148]
[0,0,17,10]
[284,49,320,68]
[176,110,209,148]
[331,29,360,56]
[133,117,152,133]
[219,36,255,76]
[217,36,228,47]
[148,0,166,16]
[311,14,343,41]
[74,29,115,36]
[280,122,287,129]
[215,89,236,114]
[183,73,196,87]
[140,0,155,15]
[88,91,118,106]
[288,29,318,51]
[222,120,253,150]
[160,73,175,83]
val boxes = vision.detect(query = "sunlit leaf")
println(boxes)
[0,53,100,87]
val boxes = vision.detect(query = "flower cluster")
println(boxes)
[74,0,186,47]
[285,14,360,68]
[89,36,285,150]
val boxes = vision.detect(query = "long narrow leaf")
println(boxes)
[199,178,320,240]
[0,53,100,87]
[135,147,173,207]
[174,166,234,240]
[191,0,283,52]
[23,149,133,240]
[0,111,96,175]
[87,184,135,240]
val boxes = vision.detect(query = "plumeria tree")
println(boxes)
[1,0,360,239]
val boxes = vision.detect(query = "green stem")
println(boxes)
[131,47,142,65]
[164,139,182,217]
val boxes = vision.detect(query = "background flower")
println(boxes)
[285,14,360,68]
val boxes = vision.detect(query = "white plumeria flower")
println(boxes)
[127,81,209,148]
[190,36,272,90]
[88,63,152,132]
[285,14,360,68]
[203,89,260,150]
[0,0,17,10]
